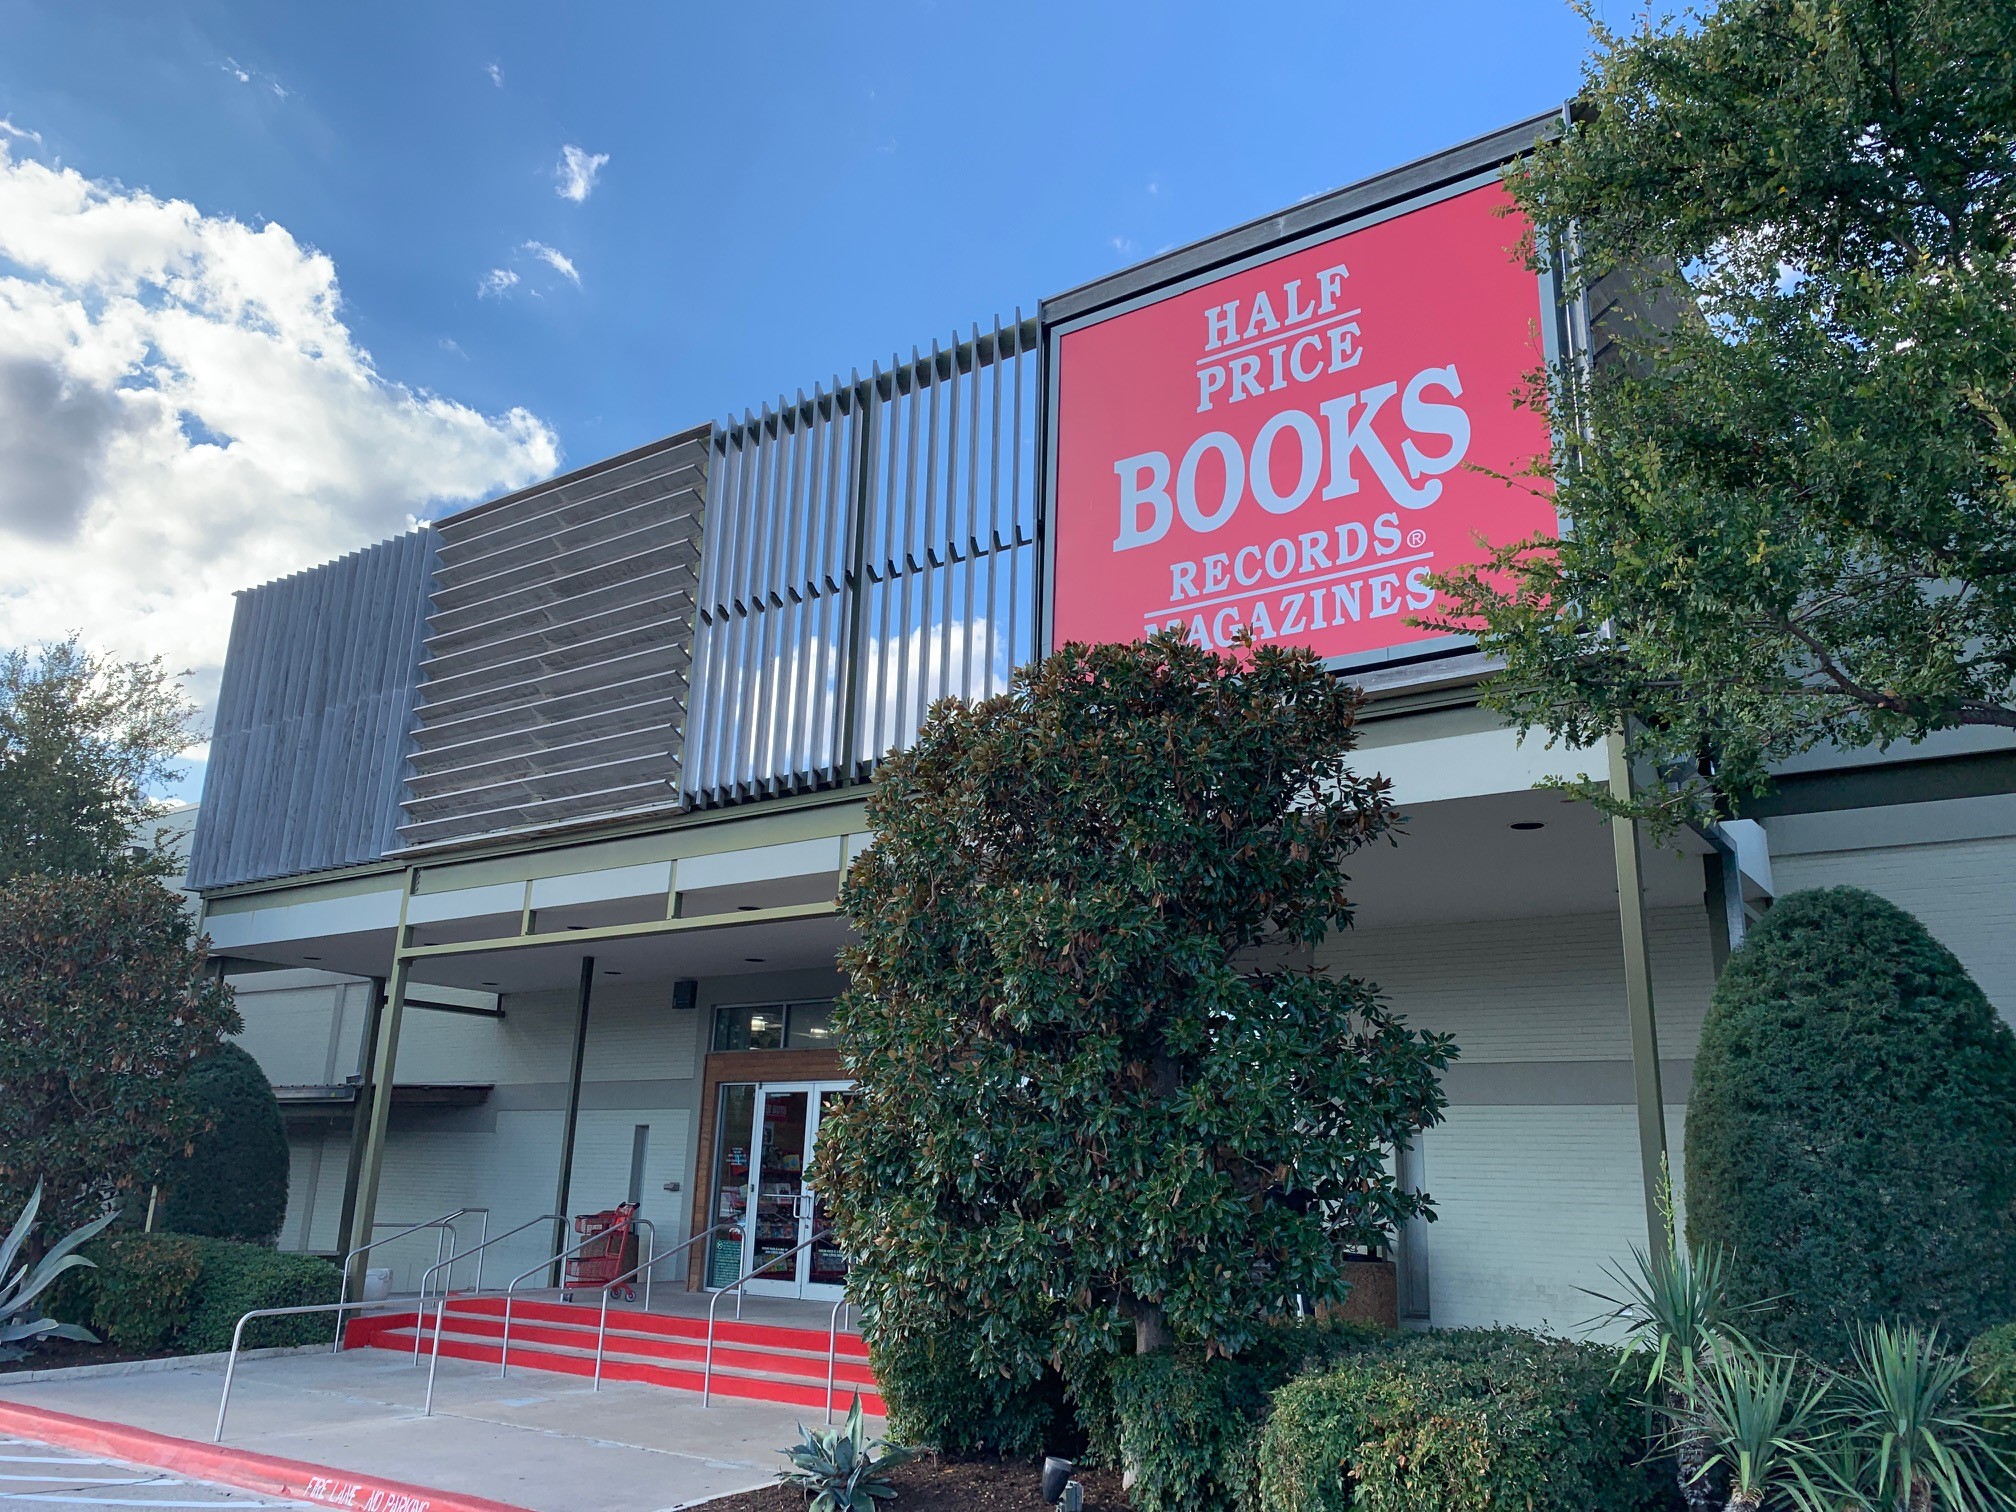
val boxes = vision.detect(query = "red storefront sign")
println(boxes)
[1048,181,1556,662]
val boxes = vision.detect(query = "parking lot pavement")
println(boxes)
[0,1437,311,1509]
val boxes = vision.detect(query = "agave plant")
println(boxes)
[1672,1339,1829,1512]
[1810,1323,2016,1512]
[777,1394,914,1511]
[0,1183,115,1361]
[1586,1242,1770,1511]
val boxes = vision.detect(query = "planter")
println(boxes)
[1316,1256,1398,1330]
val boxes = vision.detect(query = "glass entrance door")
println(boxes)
[737,1081,850,1301]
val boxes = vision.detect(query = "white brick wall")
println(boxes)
[1318,909,1710,1332]
[1417,1106,1687,1333]
[1320,908,1716,1063]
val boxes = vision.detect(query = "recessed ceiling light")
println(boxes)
[744,957,765,964]
[1509,821,1546,831]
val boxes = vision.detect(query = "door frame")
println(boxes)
[726,1077,853,1301]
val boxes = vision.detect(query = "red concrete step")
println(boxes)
[368,1323,886,1417]
[449,1294,871,1360]
[422,1309,878,1387]
[343,1294,884,1417]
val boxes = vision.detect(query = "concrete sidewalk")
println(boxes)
[0,1350,820,1511]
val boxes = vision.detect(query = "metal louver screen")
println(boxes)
[682,314,1040,808]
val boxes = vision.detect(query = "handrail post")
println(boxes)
[215,1311,253,1442]
[826,1298,846,1424]
[589,1222,723,1393]
[702,1229,832,1409]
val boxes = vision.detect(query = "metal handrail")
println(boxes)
[216,1298,416,1441]
[824,1298,858,1424]
[497,1216,656,1377]
[332,1209,480,1352]
[590,1223,730,1391]
[702,1229,831,1407]
[408,1212,563,1364]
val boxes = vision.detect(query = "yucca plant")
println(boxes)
[1672,1340,1829,1512]
[778,1394,915,1510]
[0,1183,115,1361]
[1587,1242,1769,1510]
[1811,1323,2016,1512]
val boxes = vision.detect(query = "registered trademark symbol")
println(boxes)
[1406,529,1427,549]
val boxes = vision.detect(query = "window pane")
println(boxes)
[713,1004,785,1052]
[786,1001,834,1048]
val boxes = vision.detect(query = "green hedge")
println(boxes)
[56,1233,340,1356]
[1253,1329,1670,1512]
[869,1324,1064,1459]
[182,1242,341,1351]
[1973,1322,2016,1407]
[1108,1319,1390,1511]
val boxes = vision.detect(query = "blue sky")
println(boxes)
[0,1,1595,457]
[0,1,1598,797]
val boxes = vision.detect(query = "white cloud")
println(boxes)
[0,139,559,715]
[219,57,288,99]
[554,144,608,202]
[486,62,504,87]
[522,240,579,285]
[0,119,40,146]
[477,266,519,297]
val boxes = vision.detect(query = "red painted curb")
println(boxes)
[0,1398,536,1512]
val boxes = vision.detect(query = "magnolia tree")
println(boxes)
[1428,0,2016,829]
[814,632,1453,1394]
[0,874,238,1238]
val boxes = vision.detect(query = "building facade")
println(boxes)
[191,113,2016,1329]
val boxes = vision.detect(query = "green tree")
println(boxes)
[1428,0,2016,830]
[1686,887,2016,1360]
[0,874,240,1238]
[157,1042,289,1245]
[815,632,1453,1408]
[0,638,198,880]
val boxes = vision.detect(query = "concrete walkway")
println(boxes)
[0,1351,818,1512]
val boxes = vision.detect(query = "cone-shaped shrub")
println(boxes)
[1686,886,2016,1358]
[158,1041,289,1244]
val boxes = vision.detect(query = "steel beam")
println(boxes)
[550,956,596,1285]
[1607,729,1672,1263]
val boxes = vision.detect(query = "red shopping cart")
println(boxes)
[562,1202,641,1302]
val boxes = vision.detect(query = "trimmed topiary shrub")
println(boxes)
[1108,1319,1393,1510]
[1253,1329,1670,1512]
[157,1042,289,1244]
[181,1241,340,1352]
[1686,887,2016,1359]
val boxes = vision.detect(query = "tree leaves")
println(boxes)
[1425,0,2016,830]
[814,632,1453,1385]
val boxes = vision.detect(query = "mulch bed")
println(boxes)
[0,1338,182,1375]
[699,1455,1132,1511]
